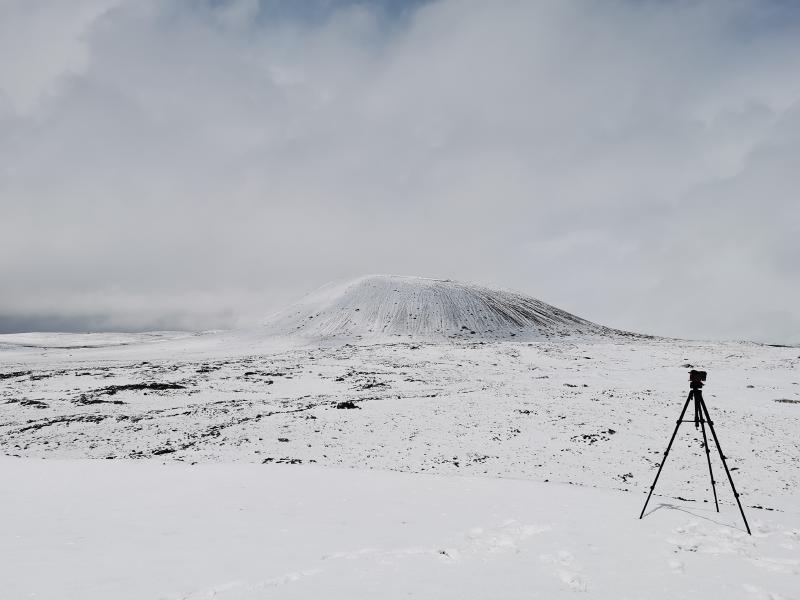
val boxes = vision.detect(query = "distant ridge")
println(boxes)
[262,275,635,341]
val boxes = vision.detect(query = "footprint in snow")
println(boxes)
[176,569,323,599]
[465,519,550,555]
[540,550,588,592]
[667,521,752,556]
[557,569,588,592]
[322,520,548,567]
[784,529,800,542]
[748,556,800,575]
[742,583,793,600]
[668,558,684,573]
[177,580,244,599]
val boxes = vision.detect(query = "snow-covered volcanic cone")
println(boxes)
[263,275,627,341]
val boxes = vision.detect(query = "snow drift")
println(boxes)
[263,275,626,341]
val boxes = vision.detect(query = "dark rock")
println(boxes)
[335,400,361,409]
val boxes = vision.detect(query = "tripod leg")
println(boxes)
[697,396,751,535]
[699,418,720,512]
[639,392,693,519]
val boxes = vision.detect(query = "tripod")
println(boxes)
[639,372,751,535]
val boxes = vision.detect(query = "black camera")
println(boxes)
[689,369,707,388]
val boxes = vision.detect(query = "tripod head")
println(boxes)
[689,369,707,390]
[689,370,707,427]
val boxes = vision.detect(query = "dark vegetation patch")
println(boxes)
[152,447,176,456]
[571,429,616,444]
[246,371,286,377]
[356,379,389,391]
[152,404,319,454]
[6,398,49,409]
[335,368,386,383]
[98,382,186,396]
[0,371,32,380]
[29,374,53,381]
[19,399,49,409]
[75,395,125,405]
[262,457,315,464]
[16,414,108,433]
[242,372,275,384]
[70,382,187,406]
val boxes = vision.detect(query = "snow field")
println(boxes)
[1,317,798,599]
[1,458,797,600]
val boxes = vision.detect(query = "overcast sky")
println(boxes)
[1,0,799,343]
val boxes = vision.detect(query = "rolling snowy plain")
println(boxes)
[1,277,798,599]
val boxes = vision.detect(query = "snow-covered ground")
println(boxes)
[2,336,797,506]
[1,278,799,598]
[1,457,798,600]
[0,331,200,350]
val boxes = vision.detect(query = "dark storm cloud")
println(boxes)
[1,0,799,342]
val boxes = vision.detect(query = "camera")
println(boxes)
[689,369,707,388]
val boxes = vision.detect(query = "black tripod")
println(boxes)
[639,370,751,535]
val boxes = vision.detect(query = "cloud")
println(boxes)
[1,0,799,342]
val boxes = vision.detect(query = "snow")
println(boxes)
[2,458,798,600]
[2,337,797,507]
[262,275,627,341]
[1,277,799,598]
[0,331,198,350]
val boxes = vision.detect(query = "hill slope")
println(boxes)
[262,275,625,341]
